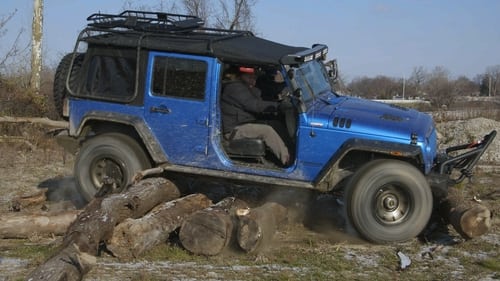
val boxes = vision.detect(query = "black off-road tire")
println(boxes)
[74,133,151,202]
[345,159,433,243]
[53,52,84,119]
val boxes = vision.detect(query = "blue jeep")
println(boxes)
[54,11,496,243]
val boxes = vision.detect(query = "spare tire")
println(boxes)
[53,53,84,119]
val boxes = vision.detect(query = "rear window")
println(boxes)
[151,56,207,100]
[82,55,136,101]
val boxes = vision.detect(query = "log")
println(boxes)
[0,210,80,238]
[440,187,492,239]
[0,116,68,128]
[26,243,97,281]
[179,197,249,256]
[107,193,212,259]
[236,202,288,253]
[9,188,48,212]
[26,177,180,281]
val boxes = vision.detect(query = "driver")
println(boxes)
[221,66,290,166]
[256,67,287,101]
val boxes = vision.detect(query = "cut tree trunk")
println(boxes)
[107,193,212,259]
[236,202,288,253]
[0,210,80,238]
[26,177,180,281]
[9,188,47,212]
[179,197,249,256]
[440,187,492,239]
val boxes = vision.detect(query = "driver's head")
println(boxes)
[238,66,256,88]
[264,67,284,83]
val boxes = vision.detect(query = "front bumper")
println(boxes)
[435,130,497,184]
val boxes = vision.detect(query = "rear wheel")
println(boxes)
[74,133,151,202]
[345,159,433,243]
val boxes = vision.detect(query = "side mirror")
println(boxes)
[325,59,338,81]
[292,88,306,114]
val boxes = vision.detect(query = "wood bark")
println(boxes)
[179,197,249,256]
[0,211,80,239]
[440,187,492,239]
[26,177,180,281]
[236,202,288,253]
[107,193,212,259]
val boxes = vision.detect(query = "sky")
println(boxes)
[1,0,499,80]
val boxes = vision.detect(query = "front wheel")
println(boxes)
[345,159,433,243]
[74,133,151,202]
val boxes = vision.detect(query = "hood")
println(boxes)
[309,95,434,142]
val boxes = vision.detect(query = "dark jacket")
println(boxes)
[221,80,278,134]
[256,74,286,101]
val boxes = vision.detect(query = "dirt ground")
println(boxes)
[0,123,499,281]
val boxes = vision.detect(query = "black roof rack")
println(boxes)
[76,10,308,66]
[87,10,204,33]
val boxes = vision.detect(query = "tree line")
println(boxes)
[335,65,499,109]
[1,0,499,114]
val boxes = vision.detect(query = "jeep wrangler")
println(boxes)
[54,11,496,243]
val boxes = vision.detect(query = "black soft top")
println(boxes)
[80,10,307,66]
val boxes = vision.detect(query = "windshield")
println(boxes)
[291,60,332,102]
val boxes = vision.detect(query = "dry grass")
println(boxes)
[0,71,58,119]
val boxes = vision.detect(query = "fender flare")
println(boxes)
[70,111,167,163]
[314,138,423,192]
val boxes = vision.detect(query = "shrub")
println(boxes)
[0,69,56,118]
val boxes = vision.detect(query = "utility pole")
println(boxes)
[488,75,492,97]
[30,0,43,95]
[402,75,406,99]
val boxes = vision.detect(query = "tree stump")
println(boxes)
[440,187,492,239]
[236,202,288,253]
[179,197,249,256]
[107,193,212,259]
[26,177,180,281]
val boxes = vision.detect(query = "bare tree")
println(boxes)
[122,0,180,13]
[333,72,350,94]
[213,0,257,31]
[348,77,372,98]
[30,0,43,94]
[482,65,500,97]
[182,0,211,24]
[424,66,454,109]
[122,0,258,32]
[0,10,26,74]
[453,76,478,97]
[407,66,427,98]
[348,75,400,99]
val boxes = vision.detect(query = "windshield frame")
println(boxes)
[289,59,332,103]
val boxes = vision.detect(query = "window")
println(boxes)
[152,57,207,100]
[83,55,136,101]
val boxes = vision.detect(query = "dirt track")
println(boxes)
[0,122,499,280]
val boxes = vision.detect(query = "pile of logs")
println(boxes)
[4,178,288,280]
[0,176,493,281]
